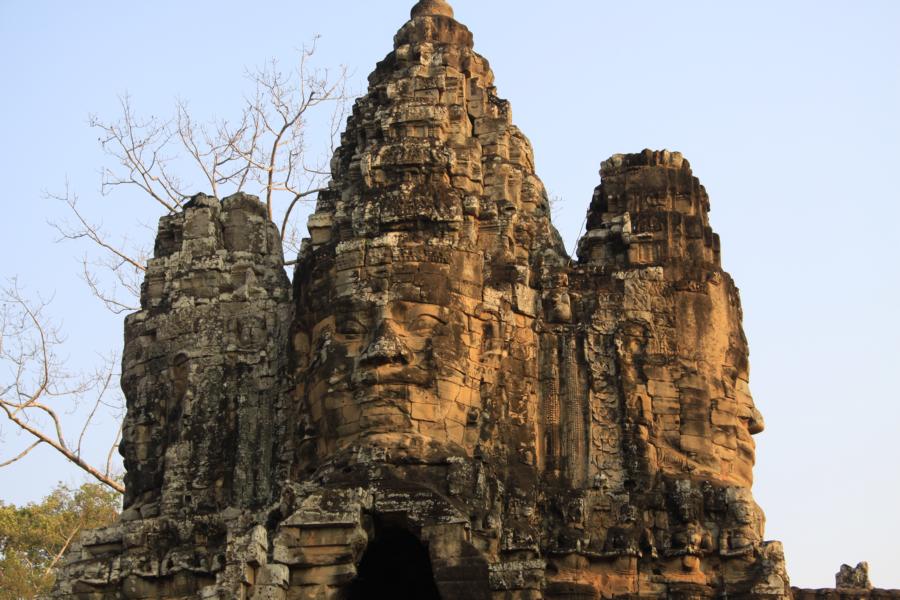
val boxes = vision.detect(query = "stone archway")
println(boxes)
[272,486,493,599]
[347,522,441,599]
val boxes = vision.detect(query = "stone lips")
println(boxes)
[52,2,896,599]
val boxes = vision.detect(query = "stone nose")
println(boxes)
[358,321,412,367]
[747,407,765,435]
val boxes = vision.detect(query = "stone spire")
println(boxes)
[410,0,454,19]
[295,0,565,470]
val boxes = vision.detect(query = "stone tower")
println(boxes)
[55,2,891,599]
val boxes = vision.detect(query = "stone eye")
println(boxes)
[408,314,444,333]
[337,319,367,336]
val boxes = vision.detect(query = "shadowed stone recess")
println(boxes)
[52,3,897,600]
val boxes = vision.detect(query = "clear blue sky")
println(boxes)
[1,0,898,589]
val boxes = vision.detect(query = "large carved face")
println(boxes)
[652,280,766,488]
[296,243,497,462]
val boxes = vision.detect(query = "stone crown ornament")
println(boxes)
[411,0,455,18]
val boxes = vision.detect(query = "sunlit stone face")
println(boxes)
[310,298,457,414]
[295,244,497,463]
[641,280,767,489]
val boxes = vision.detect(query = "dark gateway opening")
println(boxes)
[347,526,442,600]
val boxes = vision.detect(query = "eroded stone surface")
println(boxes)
[52,3,895,600]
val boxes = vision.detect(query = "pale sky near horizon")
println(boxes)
[1,0,898,589]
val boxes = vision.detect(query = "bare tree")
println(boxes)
[0,41,350,493]
[0,281,124,493]
[49,41,349,314]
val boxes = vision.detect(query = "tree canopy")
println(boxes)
[0,482,119,599]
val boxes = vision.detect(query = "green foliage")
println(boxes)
[0,483,119,599]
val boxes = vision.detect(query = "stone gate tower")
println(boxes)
[54,1,811,598]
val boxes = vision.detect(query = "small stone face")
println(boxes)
[51,3,895,600]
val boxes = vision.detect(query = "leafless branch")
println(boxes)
[48,186,146,273]
[105,421,123,479]
[47,186,147,313]
[0,282,124,494]
[0,439,42,467]
[45,525,82,577]
[76,359,115,457]
[228,39,350,232]
[92,95,186,212]
[79,258,140,314]
[280,187,328,242]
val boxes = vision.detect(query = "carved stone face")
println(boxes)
[638,280,767,489]
[297,246,495,461]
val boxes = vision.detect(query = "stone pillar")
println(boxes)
[120,193,292,517]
